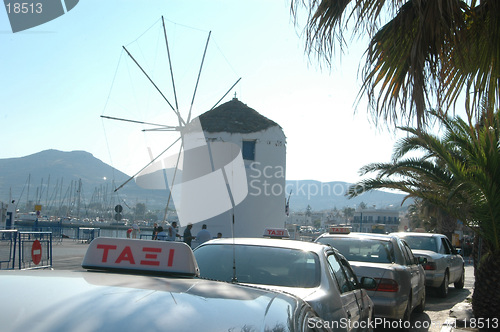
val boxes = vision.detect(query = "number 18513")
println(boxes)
[6,2,43,14]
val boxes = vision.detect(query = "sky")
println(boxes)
[0,0,403,184]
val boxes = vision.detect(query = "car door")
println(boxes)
[399,239,423,310]
[441,236,461,281]
[327,252,362,331]
[337,254,373,328]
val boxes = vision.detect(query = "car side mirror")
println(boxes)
[360,277,377,290]
[418,257,427,265]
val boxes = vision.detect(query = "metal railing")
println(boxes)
[0,230,53,270]
[0,230,17,269]
[77,227,100,243]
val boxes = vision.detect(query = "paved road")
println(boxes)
[51,239,89,271]
[406,264,474,332]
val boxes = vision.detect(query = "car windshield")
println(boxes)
[194,244,320,288]
[317,237,395,263]
[401,236,438,252]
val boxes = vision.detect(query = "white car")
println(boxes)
[194,235,375,331]
[0,238,331,332]
[390,232,465,297]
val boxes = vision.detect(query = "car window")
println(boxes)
[402,236,438,252]
[318,237,394,263]
[398,239,411,264]
[441,237,452,254]
[327,254,355,293]
[401,240,416,265]
[337,255,359,289]
[194,244,320,288]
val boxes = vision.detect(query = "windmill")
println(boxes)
[101,17,248,228]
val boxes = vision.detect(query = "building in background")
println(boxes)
[352,207,400,233]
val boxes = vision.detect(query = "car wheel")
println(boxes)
[438,271,449,298]
[454,267,465,289]
[414,288,425,313]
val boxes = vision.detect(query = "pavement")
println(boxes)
[50,239,478,332]
[51,238,89,271]
[442,262,477,332]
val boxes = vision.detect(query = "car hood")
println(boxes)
[0,270,307,332]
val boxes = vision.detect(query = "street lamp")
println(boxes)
[360,210,363,232]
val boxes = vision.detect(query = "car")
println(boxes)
[390,232,465,297]
[193,231,375,332]
[0,238,332,332]
[315,228,426,322]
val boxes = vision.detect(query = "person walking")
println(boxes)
[132,222,140,239]
[196,224,212,245]
[156,226,167,241]
[152,223,159,240]
[166,221,181,241]
[183,223,195,247]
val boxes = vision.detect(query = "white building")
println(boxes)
[352,208,400,233]
[177,97,286,238]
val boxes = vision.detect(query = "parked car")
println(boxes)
[194,236,375,331]
[0,238,331,332]
[390,232,465,297]
[315,229,426,322]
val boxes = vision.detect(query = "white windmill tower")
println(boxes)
[101,17,261,237]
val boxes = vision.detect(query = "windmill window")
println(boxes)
[242,140,256,160]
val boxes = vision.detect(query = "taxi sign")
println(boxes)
[82,238,199,276]
[263,228,290,238]
[328,226,351,234]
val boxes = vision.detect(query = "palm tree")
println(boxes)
[290,0,500,128]
[407,198,456,236]
[346,109,500,321]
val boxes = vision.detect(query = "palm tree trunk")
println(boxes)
[472,248,500,327]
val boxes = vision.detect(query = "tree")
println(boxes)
[343,207,355,223]
[407,198,458,238]
[290,0,500,128]
[346,109,500,321]
[134,203,146,221]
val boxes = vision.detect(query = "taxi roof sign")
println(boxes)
[328,226,351,234]
[263,228,290,239]
[82,238,199,276]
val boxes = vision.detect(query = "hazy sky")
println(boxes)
[1,0,402,184]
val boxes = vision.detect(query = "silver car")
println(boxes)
[390,232,465,297]
[194,237,374,331]
[0,238,330,332]
[315,232,426,321]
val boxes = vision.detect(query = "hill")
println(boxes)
[284,179,409,211]
[0,150,409,214]
[0,150,170,213]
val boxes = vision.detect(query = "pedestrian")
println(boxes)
[132,221,140,239]
[183,223,195,247]
[152,222,159,240]
[156,226,167,241]
[217,232,222,238]
[126,228,132,238]
[166,221,181,241]
[196,224,212,244]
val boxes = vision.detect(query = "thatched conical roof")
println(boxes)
[198,98,279,133]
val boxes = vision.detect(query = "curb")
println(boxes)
[441,298,477,332]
